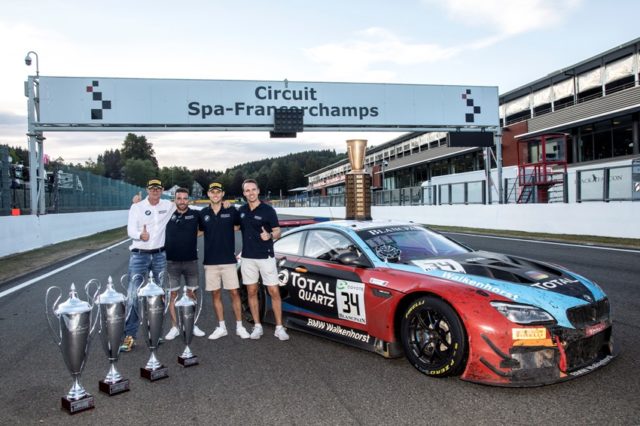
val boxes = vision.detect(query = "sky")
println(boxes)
[1,0,639,172]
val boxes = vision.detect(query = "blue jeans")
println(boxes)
[124,251,167,338]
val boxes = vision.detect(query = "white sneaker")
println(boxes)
[236,325,250,339]
[193,325,205,337]
[274,327,290,341]
[164,326,180,341]
[250,325,263,340]
[208,326,228,340]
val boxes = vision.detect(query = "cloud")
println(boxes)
[304,27,460,81]
[305,0,582,79]
[431,0,582,38]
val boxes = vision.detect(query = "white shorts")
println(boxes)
[204,264,240,291]
[241,257,279,286]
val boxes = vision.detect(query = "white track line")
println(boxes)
[445,232,640,253]
[0,239,130,299]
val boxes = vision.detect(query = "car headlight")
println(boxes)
[490,302,556,325]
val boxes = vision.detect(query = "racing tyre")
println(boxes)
[400,296,467,377]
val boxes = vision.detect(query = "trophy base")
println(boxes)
[178,355,199,367]
[140,366,169,381]
[61,394,95,414]
[99,378,130,395]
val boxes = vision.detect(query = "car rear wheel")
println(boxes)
[400,296,467,377]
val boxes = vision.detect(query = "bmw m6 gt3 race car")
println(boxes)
[242,220,616,387]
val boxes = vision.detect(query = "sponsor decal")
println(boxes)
[240,213,245,218]
[368,277,388,287]
[221,213,231,218]
[204,215,211,222]
[185,215,195,220]
[336,280,366,324]
[280,268,336,308]
[254,215,263,220]
[438,271,519,301]
[364,226,422,237]
[584,322,608,337]
[412,259,466,273]
[525,270,549,280]
[530,277,579,290]
[405,299,425,318]
[145,210,151,216]
[171,214,177,221]
[158,209,168,214]
[512,327,547,340]
[306,318,371,343]
[568,354,615,377]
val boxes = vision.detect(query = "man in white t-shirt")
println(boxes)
[120,178,175,352]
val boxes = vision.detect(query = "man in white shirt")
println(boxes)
[120,178,175,352]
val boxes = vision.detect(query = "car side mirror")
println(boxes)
[336,251,369,267]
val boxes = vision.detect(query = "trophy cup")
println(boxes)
[45,283,97,414]
[138,271,169,381]
[175,286,199,367]
[96,276,130,395]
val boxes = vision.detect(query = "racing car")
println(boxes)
[240,220,615,386]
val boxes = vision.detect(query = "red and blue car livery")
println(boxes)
[245,220,615,386]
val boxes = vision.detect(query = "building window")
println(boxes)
[612,115,634,156]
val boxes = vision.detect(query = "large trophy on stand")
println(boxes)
[345,139,372,220]
[176,286,199,367]
[45,282,98,414]
[138,271,169,381]
[95,276,130,395]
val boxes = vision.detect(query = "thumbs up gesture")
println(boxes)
[260,226,271,241]
[140,224,150,241]
[132,191,142,204]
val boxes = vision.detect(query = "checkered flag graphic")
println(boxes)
[461,89,481,123]
[86,80,112,120]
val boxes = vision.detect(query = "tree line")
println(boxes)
[5,133,345,199]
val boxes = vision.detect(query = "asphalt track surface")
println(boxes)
[1,222,639,425]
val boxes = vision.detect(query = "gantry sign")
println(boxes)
[25,76,500,213]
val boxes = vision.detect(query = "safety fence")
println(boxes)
[0,162,145,216]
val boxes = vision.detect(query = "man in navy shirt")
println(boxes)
[199,182,250,340]
[239,179,289,341]
[163,188,206,340]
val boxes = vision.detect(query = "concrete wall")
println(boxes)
[1,201,637,259]
[0,210,128,258]
[276,201,640,239]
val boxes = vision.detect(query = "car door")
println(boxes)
[279,228,369,329]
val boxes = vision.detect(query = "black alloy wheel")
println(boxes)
[400,296,468,377]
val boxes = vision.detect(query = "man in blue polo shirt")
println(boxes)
[199,182,251,340]
[163,187,206,341]
[239,179,289,341]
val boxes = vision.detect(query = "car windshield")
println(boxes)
[356,225,469,263]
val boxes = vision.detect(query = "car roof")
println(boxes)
[307,219,421,231]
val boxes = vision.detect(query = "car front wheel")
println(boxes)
[400,296,467,377]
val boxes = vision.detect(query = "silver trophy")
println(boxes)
[176,286,199,367]
[96,276,130,395]
[45,282,97,414]
[138,271,169,381]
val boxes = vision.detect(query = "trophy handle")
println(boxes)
[195,286,203,324]
[45,286,62,346]
[84,278,101,305]
[84,278,101,335]
[118,273,129,294]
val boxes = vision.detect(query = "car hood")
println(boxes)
[386,251,606,329]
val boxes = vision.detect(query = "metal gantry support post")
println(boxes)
[495,130,503,204]
[26,75,46,215]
